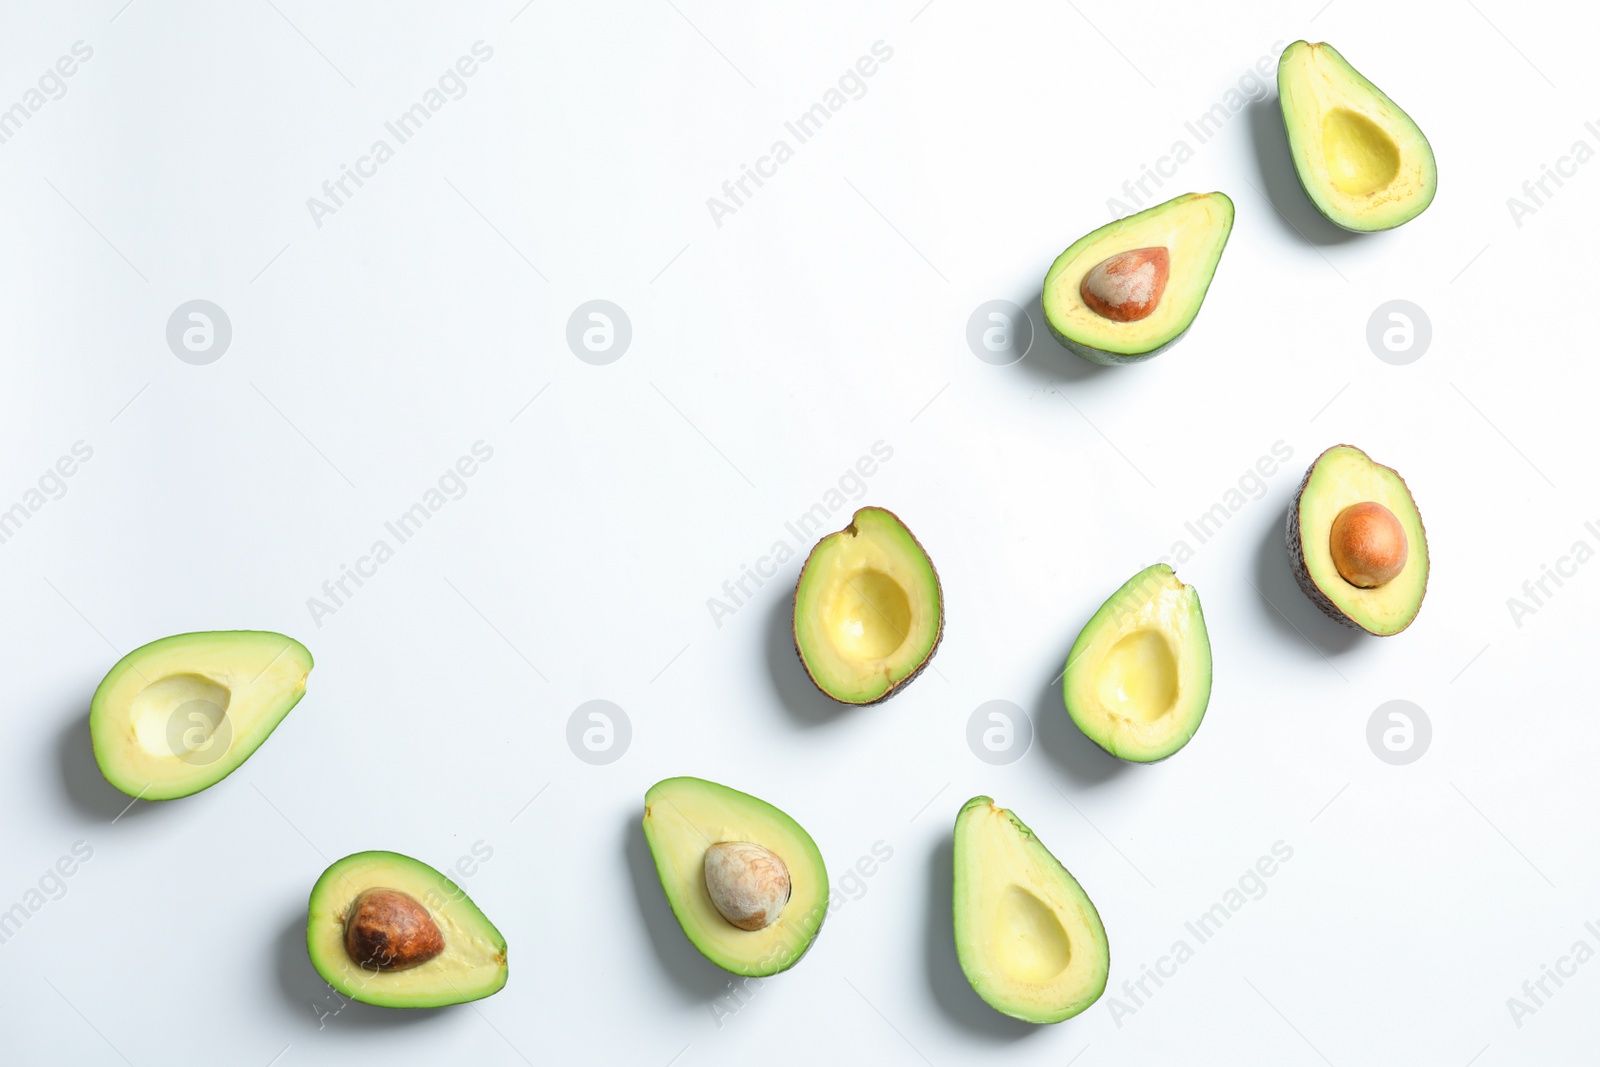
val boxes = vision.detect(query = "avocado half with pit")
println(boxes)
[1042,191,1233,365]
[90,630,313,800]
[1062,564,1212,762]
[953,796,1109,1023]
[643,777,828,977]
[792,506,942,705]
[1287,444,1428,634]
[306,850,508,1008]
[1278,41,1436,231]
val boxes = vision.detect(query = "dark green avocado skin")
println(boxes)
[1285,457,1354,626]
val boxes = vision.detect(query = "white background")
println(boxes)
[0,1,1593,1064]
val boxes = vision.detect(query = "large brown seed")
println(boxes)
[343,888,445,972]
[1329,501,1408,588]
[1079,246,1171,323]
[704,842,791,931]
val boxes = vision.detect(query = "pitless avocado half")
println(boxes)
[792,507,942,705]
[90,630,313,800]
[1043,192,1234,365]
[953,796,1109,1023]
[1287,444,1428,634]
[1063,564,1213,762]
[1278,41,1436,232]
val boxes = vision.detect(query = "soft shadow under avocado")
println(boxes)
[272,911,446,1030]
[1247,96,1361,247]
[923,836,1040,1040]
[623,816,730,1003]
[55,711,163,823]
[1251,511,1363,656]
[764,589,854,727]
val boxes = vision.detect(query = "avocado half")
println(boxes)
[1278,41,1437,231]
[306,850,508,1008]
[953,796,1109,1023]
[90,630,313,800]
[792,506,942,705]
[1042,192,1234,365]
[1062,564,1212,762]
[643,777,828,977]
[1287,444,1428,635]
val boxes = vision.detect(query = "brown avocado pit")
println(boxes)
[1329,501,1407,588]
[703,840,791,932]
[1079,247,1170,322]
[343,888,445,972]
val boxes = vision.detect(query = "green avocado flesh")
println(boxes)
[89,630,312,800]
[1042,192,1233,365]
[307,851,508,1008]
[1278,41,1436,231]
[1062,564,1212,762]
[953,797,1109,1024]
[1288,444,1428,635]
[793,506,942,705]
[643,777,828,977]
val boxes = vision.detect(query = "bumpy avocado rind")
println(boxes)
[643,777,828,977]
[792,506,943,705]
[953,796,1109,1024]
[1062,564,1212,762]
[306,851,508,1008]
[1278,41,1436,231]
[1287,444,1428,635]
[90,630,313,800]
[1042,192,1233,366]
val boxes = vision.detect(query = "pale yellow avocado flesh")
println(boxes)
[1278,41,1436,231]
[793,507,941,704]
[306,851,507,1008]
[1296,446,1428,634]
[953,798,1108,1023]
[643,777,828,976]
[90,631,313,799]
[1063,565,1212,762]
[1042,192,1233,359]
